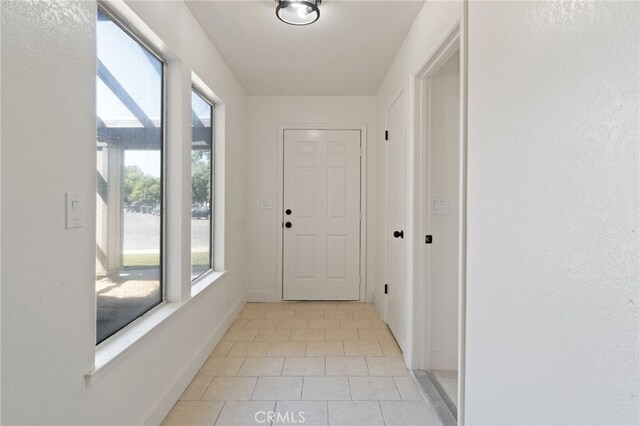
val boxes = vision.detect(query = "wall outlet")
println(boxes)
[432,197,449,215]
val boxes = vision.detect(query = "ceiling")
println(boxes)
[186,1,425,96]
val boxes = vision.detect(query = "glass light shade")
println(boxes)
[276,0,321,26]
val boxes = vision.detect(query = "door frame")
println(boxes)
[276,123,368,302]
[407,19,467,423]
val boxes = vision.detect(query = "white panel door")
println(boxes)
[386,93,406,349]
[283,129,361,300]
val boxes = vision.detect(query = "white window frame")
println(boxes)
[190,86,215,284]
[190,72,226,295]
[95,3,167,344]
[87,1,227,385]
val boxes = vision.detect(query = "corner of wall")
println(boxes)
[142,298,244,425]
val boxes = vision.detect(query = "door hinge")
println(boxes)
[425,235,433,244]
[385,130,389,141]
[384,284,388,294]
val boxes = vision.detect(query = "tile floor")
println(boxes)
[162,302,439,425]
[431,370,458,408]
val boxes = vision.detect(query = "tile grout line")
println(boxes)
[212,400,225,426]
[299,376,304,400]
[324,400,329,426]
[392,375,403,401]
[378,400,387,426]
[236,356,247,377]
[248,375,259,401]
[199,376,215,401]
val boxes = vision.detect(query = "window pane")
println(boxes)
[191,90,213,281]
[96,8,163,344]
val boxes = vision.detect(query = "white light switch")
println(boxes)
[432,197,449,215]
[66,193,82,229]
[261,199,272,209]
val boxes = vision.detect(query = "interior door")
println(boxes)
[386,92,406,349]
[283,129,361,300]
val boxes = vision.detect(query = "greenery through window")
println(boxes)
[95,7,164,343]
[191,90,213,281]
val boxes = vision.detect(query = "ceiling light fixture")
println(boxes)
[275,0,321,26]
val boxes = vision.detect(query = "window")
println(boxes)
[95,8,164,344]
[191,90,214,281]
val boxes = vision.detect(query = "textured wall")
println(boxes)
[465,1,640,423]
[1,1,248,423]
[1,1,97,422]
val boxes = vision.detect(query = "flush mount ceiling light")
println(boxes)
[275,0,321,26]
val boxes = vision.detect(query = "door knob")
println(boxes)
[286,209,292,215]
[393,230,404,239]
[285,222,292,229]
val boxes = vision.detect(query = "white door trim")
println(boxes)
[407,18,467,424]
[276,123,368,302]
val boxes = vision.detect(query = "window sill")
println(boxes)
[191,269,225,297]
[85,270,227,386]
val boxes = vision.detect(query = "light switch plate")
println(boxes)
[66,193,82,229]
[261,199,272,209]
[432,197,449,215]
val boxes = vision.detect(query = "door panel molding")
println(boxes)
[276,123,368,302]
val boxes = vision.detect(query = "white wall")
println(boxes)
[1,1,248,424]
[429,52,460,371]
[375,0,463,356]
[378,0,639,422]
[3,0,638,424]
[245,96,377,302]
[465,1,639,423]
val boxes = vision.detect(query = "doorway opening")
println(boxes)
[411,21,465,424]
[426,49,461,415]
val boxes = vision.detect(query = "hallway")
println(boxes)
[2,1,638,424]
[162,302,437,425]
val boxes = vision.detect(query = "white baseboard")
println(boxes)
[246,289,281,302]
[246,290,376,304]
[142,299,244,425]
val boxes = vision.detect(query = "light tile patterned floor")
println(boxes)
[162,302,439,426]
